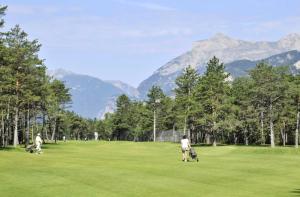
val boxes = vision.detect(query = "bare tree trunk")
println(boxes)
[13,106,19,147]
[205,133,211,144]
[295,111,299,148]
[42,113,49,141]
[234,133,237,145]
[31,123,34,144]
[212,110,217,146]
[270,103,275,148]
[51,117,57,141]
[183,116,187,135]
[212,133,217,147]
[25,107,30,146]
[1,110,4,147]
[5,101,10,147]
[55,118,59,143]
[280,121,286,147]
[212,126,217,147]
[244,128,248,146]
[280,127,286,147]
[260,111,265,145]
[153,110,156,142]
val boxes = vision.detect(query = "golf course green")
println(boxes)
[0,141,299,197]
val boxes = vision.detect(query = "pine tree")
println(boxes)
[175,66,199,140]
[48,79,71,141]
[112,94,132,140]
[289,75,300,148]
[250,63,289,148]
[232,77,257,145]
[194,57,230,146]
[2,25,43,147]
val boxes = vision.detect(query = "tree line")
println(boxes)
[0,6,71,147]
[99,57,300,148]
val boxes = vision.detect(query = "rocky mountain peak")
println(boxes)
[106,80,140,98]
[278,33,300,49]
[47,68,74,79]
[138,33,300,98]
[193,33,240,50]
[211,33,235,41]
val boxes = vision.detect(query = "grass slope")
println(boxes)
[0,142,300,197]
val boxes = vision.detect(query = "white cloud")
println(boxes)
[237,16,300,40]
[7,4,82,15]
[7,4,60,15]
[121,28,192,37]
[117,0,175,11]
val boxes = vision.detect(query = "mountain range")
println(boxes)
[138,33,300,98]
[48,69,138,119]
[49,33,300,119]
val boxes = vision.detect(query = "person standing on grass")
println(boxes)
[35,133,43,154]
[181,135,190,162]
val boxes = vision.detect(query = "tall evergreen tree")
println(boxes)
[194,57,230,146]
[2,25,43,147]
[175,66,199,140]
[250,63,289,148]
[112,94,132,140]
[232,77,258,145]
[289,75,300,148]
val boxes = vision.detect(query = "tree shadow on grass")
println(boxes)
[191,143,229,147]
[0,142,62,151]
[0,147,17,151]
[191,143,294,148]
[39,142,63,149]
[290,189,300,196]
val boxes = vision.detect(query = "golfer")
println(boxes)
[35,133,43,154]
[181,135,190,162]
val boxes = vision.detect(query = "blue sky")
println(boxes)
[2,0,300,87]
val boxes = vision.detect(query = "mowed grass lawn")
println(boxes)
[0,142,300,197]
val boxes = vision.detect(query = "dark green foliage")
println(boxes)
[175,66,199,140]
[194,57,231,146]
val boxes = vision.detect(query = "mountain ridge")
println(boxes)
[48,33,300,118]
[48,69,139,119]
[138,33,300,98]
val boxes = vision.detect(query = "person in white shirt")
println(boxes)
[181,135,190,162]
[35,133,43,154]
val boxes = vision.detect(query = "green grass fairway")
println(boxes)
[1,142,300,197]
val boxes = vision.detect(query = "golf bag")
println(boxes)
[189,147,199,162]
[25,144,37,153]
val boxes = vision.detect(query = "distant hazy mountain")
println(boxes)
[225,50,300,78]
[48,33,300,118]
[48,69,138,119]
[138,33,300,98]
[106,80,140,98]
